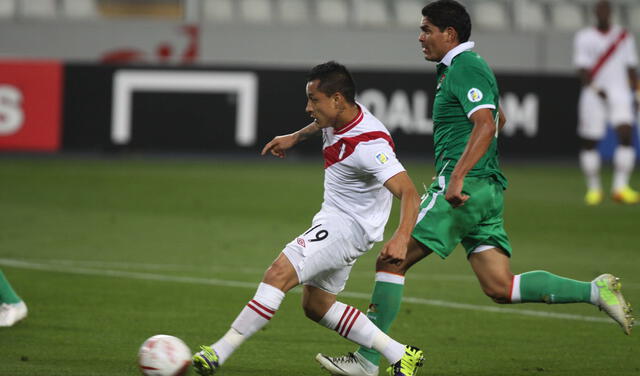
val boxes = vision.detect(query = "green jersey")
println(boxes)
[432,44,507,189]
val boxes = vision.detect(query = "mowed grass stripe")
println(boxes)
[0,258,616,325]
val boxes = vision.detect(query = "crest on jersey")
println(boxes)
[375,152,389,165]
[467,88,483,102]
[296,237,306,247]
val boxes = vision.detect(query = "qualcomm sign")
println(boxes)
[358,89,539,137]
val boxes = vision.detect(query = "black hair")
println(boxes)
[307,61,356,104]
[422,0,471,43]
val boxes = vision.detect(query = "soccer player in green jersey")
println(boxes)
[315,1,634,375]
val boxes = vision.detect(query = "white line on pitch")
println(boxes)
[15,258,639,289]
[0,258,618,325]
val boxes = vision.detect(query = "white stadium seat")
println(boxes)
[550,2,586,31]
[316,0,349,26]
[513,0,546,32]
[61,0,98,19]
[203,0,235,23]
[240,0,273,24]
[0,0,15,19]
[277,0,310,24]
[353,0,389,28]
[473,1,509,31]
[394,0,423,29]
[629,5,640,32]
[18,0,57,19]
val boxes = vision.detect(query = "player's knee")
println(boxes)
[262,259,296,289]
[482,283,511,304]
[301,301,327,322]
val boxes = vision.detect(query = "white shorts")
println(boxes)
[578,86,635,140]
[282,210,371,295]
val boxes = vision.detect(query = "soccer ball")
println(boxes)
[138,335,191,376]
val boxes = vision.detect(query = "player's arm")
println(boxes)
[578,68,607,100]
[446,108,496,208]
[628,67,639,107]
[379,171,420,264]
[497,105,506,131]
[261,121,321,158]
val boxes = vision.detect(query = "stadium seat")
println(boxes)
[203,0,235,23]
[472,1,509,31]
[277,0,309,24]
[352,0,389,28]
[239,0,273,24]
[393,0,423,28]
[549,2,586,31]
[513,0,546,32]
[61,0,98,19]
[0,0,15,19]
[18,0,57,19]
[316,0,349,26]
[629,5,640,32]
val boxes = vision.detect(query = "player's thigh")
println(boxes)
[578,88,607,140]
[412,184,475,259]
[608,92,634,127]
[282,212,364,295]
[461,178,512,257]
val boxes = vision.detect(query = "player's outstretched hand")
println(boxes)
[445,178,469,208]
[261,134,297,158]
[379,233,409,265]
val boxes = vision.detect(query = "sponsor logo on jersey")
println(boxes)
[467,88,483,102]
[375,151,389,164]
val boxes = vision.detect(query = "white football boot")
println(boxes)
[315,352,379,376]
[0,301,28,327]
[592,274,633,335]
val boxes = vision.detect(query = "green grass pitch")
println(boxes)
[0,157,638,376]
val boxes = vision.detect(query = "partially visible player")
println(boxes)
[0,269,27,327]
[574,0,639,205]
[315,2,634,376]
[191,61,425,376]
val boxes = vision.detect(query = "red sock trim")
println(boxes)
[247,302,272,320]
[335,305,351,332]
[250,299,275,314]
[508,275,515,303]
[343,310,361,338]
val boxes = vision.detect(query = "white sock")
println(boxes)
[319,302,406,364]
[212,283,284,364]
[510,274,522,303]
[579,149,601,191]
[590,281,599,305]
[612,146,636,191]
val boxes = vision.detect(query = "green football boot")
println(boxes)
[192,345,220,375]
[592,274,634,335]
[386,346,424,376]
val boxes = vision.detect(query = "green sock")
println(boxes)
[0,270,22,304]
[356,276,405,366]
[517,270,592,304]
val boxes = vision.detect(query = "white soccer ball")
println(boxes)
[138,334,191,376]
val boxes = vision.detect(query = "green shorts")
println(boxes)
[412,175,512,259]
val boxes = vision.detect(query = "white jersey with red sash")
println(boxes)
[320,103,405,246]
[573,25,638,93]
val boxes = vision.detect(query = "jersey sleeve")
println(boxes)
[354,140,406,185]
[624,34,638,67]
[448,65,496,118]
[573,31,592,69]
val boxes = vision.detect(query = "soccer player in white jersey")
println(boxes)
[574,0,639,205]
[191,61,425,376]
